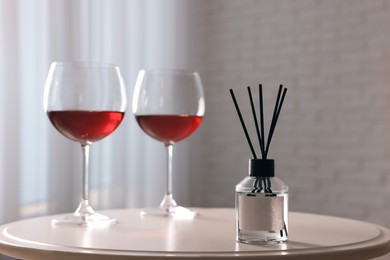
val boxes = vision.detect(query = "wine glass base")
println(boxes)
[52,212,117,227]
[140,206,197,219]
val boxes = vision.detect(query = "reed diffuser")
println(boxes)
[230,84,288,244]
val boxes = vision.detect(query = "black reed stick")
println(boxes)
[265,85,287,158]
[259,84,265,159]
[229,89,257,159]
[247,86,265,159]
[264,85,282,158]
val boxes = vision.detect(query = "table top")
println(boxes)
[0,208,389,260]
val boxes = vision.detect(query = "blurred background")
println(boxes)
[1,0,390,258]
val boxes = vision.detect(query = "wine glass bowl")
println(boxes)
[44,62,127,226]
[132,69,205,218]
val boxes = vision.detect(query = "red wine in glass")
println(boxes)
[44,62,127,226]
[132,69,205,218]
[48,110,125,144]
[136,114,202,144]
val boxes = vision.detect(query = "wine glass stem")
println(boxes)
[81,143,90,202]
[165,143,173,197]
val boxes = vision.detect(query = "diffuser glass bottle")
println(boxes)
[230,84,289,244]
[235,159,288,244]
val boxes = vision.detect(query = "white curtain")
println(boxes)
[0,0,198,224]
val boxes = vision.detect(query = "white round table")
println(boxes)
[0,208,389,259]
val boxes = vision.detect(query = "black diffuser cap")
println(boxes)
[249,159,275,177]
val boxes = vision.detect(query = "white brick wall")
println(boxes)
[188,0,390,235]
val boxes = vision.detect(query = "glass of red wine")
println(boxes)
[43,62,127,226]
[132,69,205,218]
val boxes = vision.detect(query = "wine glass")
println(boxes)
[132,69,205,218]
[43,62,127,226]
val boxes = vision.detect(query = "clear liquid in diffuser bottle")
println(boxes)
[236,159,288,244]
